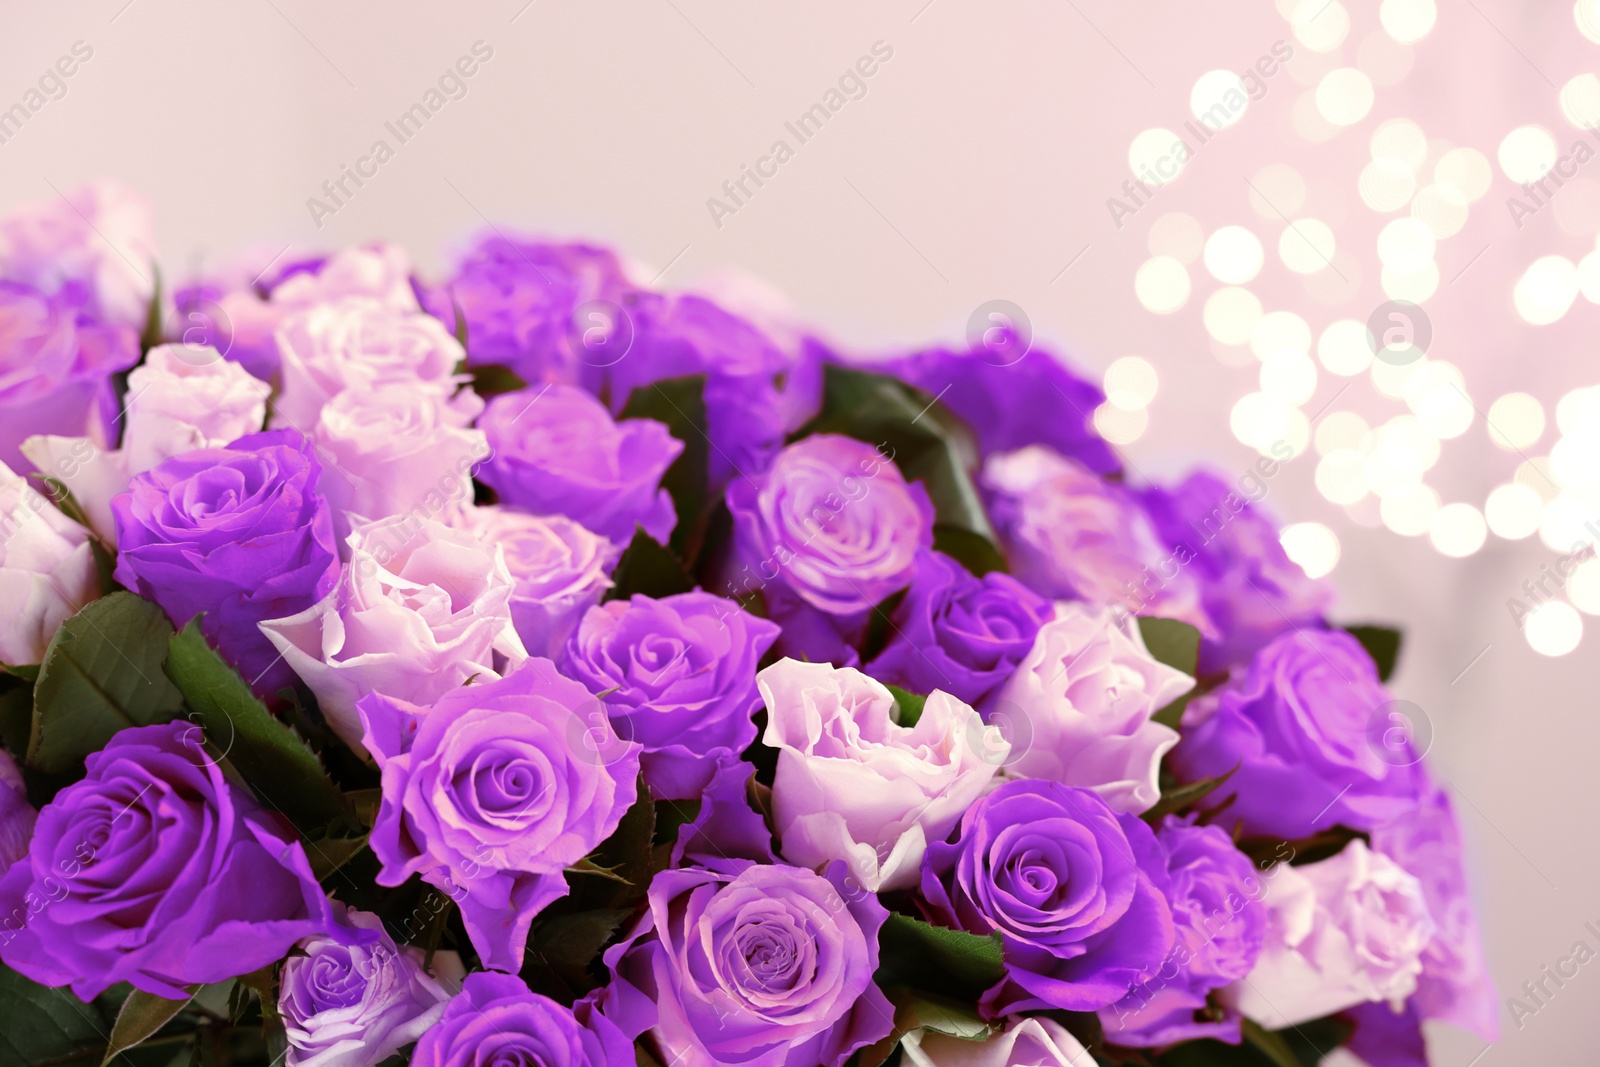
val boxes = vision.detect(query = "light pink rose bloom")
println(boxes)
[0,180,157,329]
[21,343,270,543]
[1222,840,1435,1029]
[903,1017,1093,1067]
[453,506,617,657]
[271,298,466,430]
[995,601,1193,814]
[271,243,420,311]
[0,460,99,668]
[259,515,528,750]
[759,658,1008,892]
[310,384,486,537]
[982,446,1214,636]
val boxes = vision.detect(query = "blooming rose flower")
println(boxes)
[602,859,894,1067]
[411,971,634,1067]
[921,779,1175,1016]
[0,750,36,871]
[273,243,420,311]
[0,281,139,472]
[309,384,486,534]
[994,601,1194,814]
[0,722,348,1000]
[1371,782,1498,1041]
[559,591,780,801]
[0,180,156,329]
[1168,629,1419,838]
[727,434,934,617]
[260,514,527,750]
[981,446,1213,634]
[1099,816,1268,1046]
[1221,840,1435,1029]
[0,461,99,668]
[112,429,340,696]
[272,298,467,429]
[1142,469,1334,673]
[357,663,640,972]
[281,907,458,1067]
[902,1016,1092,1067]
[477,384,683,544]
[866,550,1052,713]
[454,506,616,656]
[760,659,1007,892]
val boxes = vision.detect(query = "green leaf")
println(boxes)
[462,362,527,398]
[164,617,355,836]
[1240,1019,1303,1067]
[29,593,184,774]
[103,989,194,1065]
[307,835,368,881]
[1343,624,1402,682]
[0,676,32,761]
[886,686,927,728]
[855,989,996,1067]
[582,782,656,909]
[604,529,696,602]
[0,963,112,1067]
[1138,616,1200,676]
[795,366,1006,575]
[620,376,712,564]
[1143,765,1239,824]
[526,906,634,993]
[0,664,39,682]
[874,913,1005,1000]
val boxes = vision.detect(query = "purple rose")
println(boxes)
[1168,629,1420,839]
[883,343,1119,475]
[111,429,339,697]
[557,591,780,801]
[0,750,35,871]
[727,434,933,617]
[357,661,640,973]
[920,778,1175,1016]
[0,722,346,1000]
[1099,816,1268,1047]
[280,906,458,1067]
[411,971,633,1067]
[0,180,157,330]
[1142,470,1334,673]
[865,550,1051,712]
[477,384,683,544]
[602,859,894,1067]
[0,281,138,471]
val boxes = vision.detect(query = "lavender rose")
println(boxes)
[904,1016,1092,1067]
[1099,816,1268,1046]
[1221,840,1434,1029]
[1168,629,1419,838]
[994,601,1194,814]
[0,750,35,871]
[865,550,1052,713]
[112,429,339,697]
[558,591,780,800]
[0,179,156,329]
[477,383,683,544]
[920,779,1175,1016]
[602,859,894,1067]
[0,722,347,999]
[281,907,459,1067]
[411,971,634,1067]
[759,659,1007,892]
[0,461,99,668]
[727,434,933,617]
[456,506,617,656]
[357,662,640,972]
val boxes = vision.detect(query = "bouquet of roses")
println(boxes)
[0,182,1494,1067]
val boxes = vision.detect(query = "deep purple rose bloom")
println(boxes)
[411,971,633,1067]
[883,343,1119,475]
[0,722,345,1000]
[358,661,641,973]
[1142,469,1334,673]
[602,859,894,1067]
[477,384,683,544]
[1169,629,1420,839]
[558,591,780,801]
[865,550,1051,712]
[1099,816,1267,1047]
[111,429,339,696]
[920,779,1174,1016]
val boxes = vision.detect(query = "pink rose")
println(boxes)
[0,180,156,329]
[0,461,99,667]
[995,601,1193,814]
[759,658,1008,892]
[260,515,528,749]
[903,1017,1092,1067]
